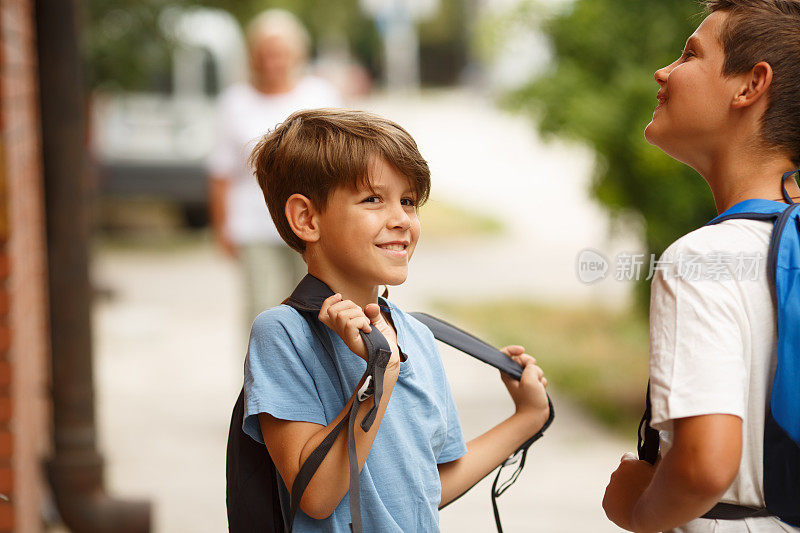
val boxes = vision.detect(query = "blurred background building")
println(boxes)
[1,0,738,530]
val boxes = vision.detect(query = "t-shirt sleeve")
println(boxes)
[648,241,748,432]
[437,380,468,463]
[242,309,327,444]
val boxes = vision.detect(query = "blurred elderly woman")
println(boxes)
[207,9,341,325]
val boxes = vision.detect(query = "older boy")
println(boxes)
[242,108,550,531]
[603,1,800,532]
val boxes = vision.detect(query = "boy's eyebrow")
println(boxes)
[365,182,416,196]
[685,36,702,52]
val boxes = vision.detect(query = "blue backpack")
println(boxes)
[638,170,800,526]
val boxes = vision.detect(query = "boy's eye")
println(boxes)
[681,50,695,61]
[401,197,417,207]
[362,196,381,203]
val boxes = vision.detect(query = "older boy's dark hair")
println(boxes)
[704,0,800,166]
[249,108,431,252]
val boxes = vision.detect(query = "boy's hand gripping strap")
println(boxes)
[287,326,391,533]
[412,312,556,533]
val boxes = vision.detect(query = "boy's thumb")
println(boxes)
[364,303,383,325]
[364,304,394,338]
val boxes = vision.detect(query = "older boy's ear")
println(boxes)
[732,61,773,109]
[285,194,320,245]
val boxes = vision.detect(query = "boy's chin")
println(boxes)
[380,270,409,287]
[644,121,660,146]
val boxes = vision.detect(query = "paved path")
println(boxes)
[89,91,634,532]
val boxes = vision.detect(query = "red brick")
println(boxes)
[0,399,8,424]
[0,433,11,458]
[0,328,8,353]
[0,503,12,531]
[0,468,11,494]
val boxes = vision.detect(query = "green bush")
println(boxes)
[505,0,718,309]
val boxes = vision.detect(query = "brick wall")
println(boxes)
[0,0,52,531]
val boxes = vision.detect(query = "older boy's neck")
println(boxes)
[703,152,799,213]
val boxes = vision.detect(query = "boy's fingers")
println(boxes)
[333,307,365,324]
[513,354,538,369]
[348,315,371,333]
[327,299,358,317]
[501,345,525,356]
[319,293,343,321]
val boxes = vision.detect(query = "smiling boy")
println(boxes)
[241,108,550,531]
[602,1,800,532]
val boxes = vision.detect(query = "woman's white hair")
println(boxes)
[245,9,311,59]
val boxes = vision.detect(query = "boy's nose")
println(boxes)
[654,65,669,86]
[388,204,412,230]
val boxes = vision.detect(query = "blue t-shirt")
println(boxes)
[243,298,468,532]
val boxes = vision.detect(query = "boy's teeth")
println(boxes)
[380,244,405,251]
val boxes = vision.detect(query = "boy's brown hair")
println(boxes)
[249,108,431,252]
[705,0,800,165]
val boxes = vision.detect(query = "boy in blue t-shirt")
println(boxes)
[242,108,551,531]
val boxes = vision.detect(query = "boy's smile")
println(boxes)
[309,156,420,302]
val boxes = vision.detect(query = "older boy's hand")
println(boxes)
[500,346,549,431]
[603,452,656,532]
[319,294,401,367]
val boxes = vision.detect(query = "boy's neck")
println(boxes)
[701,151,800,214]
[306,263,381,309]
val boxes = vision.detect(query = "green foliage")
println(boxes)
[84,1,175,91]
[506,0,718,309]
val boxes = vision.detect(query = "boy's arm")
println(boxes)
[438,348,550,507]
[259,296,402,520]
[259,367,398,520]
[602,413,742,532]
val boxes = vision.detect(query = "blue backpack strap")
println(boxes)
[762,201,800,525]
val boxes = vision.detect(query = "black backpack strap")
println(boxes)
[637,381,660,465]
[284,314,391,533]
[411,312,555,533]
[701,502,772,520]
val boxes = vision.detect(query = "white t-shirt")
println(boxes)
[206,77,341,245]
[649,218,799,533]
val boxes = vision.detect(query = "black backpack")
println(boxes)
[226,274,554,532]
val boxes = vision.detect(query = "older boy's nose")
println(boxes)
[654,66,669,86]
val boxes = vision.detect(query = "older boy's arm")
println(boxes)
[439,351,549,507]
[259,363,401,520]
[603,414,742,532]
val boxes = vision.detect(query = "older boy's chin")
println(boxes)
[644,121,660,146]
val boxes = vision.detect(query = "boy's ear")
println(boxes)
[285,193,320,245]
[731,61,773,109]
